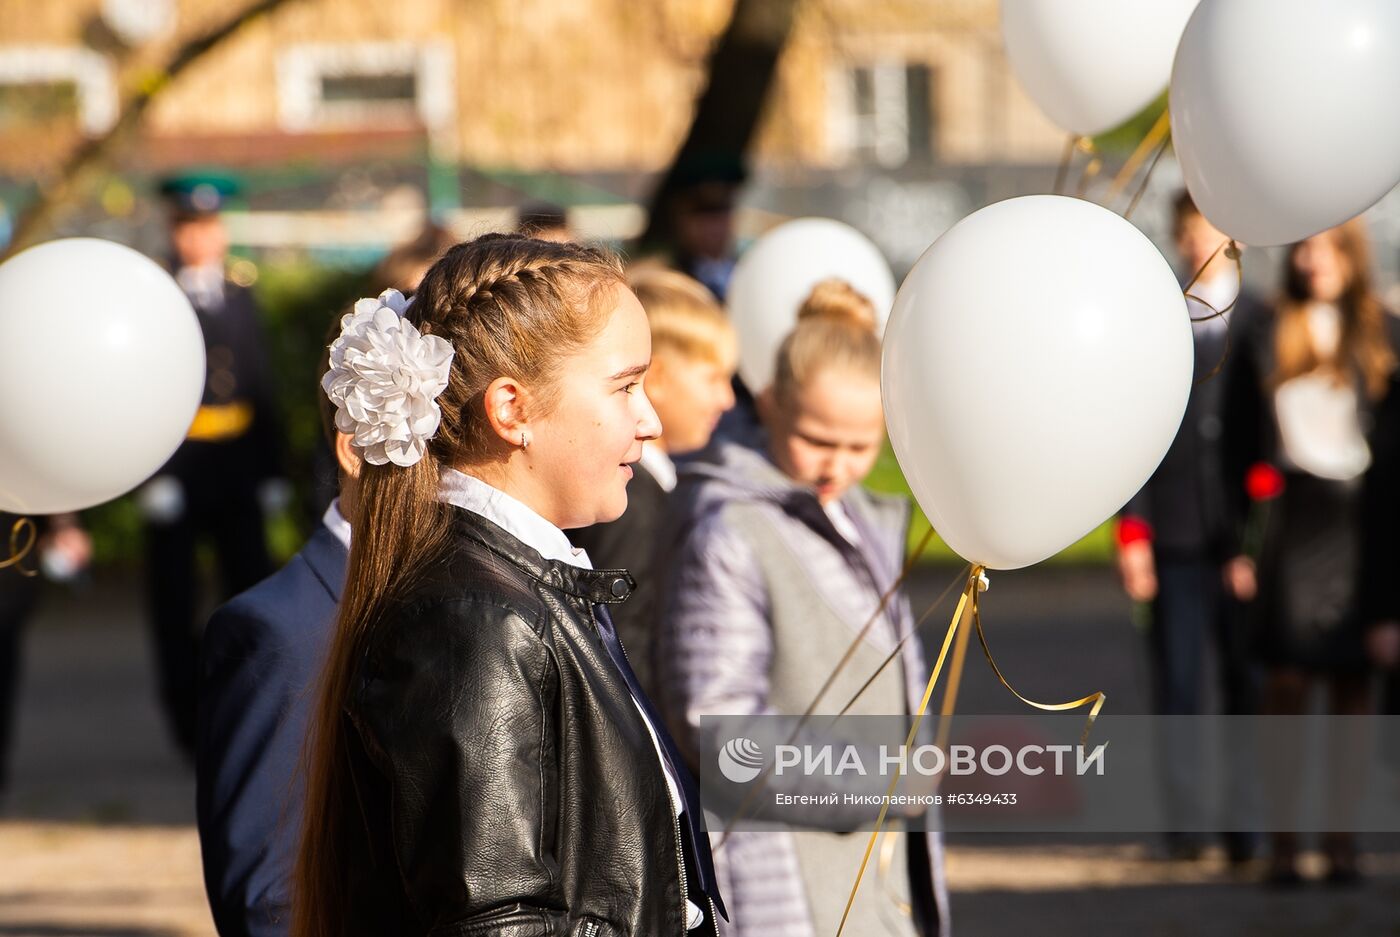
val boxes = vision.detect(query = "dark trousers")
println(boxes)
[1148,558,1260,834]
[144,484,270,756]
[0,571,39,790]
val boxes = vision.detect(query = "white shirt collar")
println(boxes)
[822,499,861,546]
[321,498,352,551]
[638,441,677,493]
[437,467,593,569]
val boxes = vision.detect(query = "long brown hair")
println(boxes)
[1271,218,1396,401]
[292,233,624,937]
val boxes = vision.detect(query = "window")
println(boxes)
[277,42,454,131]
[0,47,116,135]
[0,81,80,132]
[830,61,935,167]
[320,73,417,106]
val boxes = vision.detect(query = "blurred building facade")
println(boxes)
[0,0,1062,177]
[5,0,1399,294]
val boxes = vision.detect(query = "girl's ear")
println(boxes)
[333,431,362,479]
[483,376,529,446]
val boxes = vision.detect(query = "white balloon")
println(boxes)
[0,238,206,513]
[727,218,895,394]
[883,196,1192,570]
[1172,0,1400,246]
[1002,0,1199,137]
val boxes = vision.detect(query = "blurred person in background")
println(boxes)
[572,265,736,698]
[661,156,744,304]
[1223,218,1400,885]
[1116,192,1263,864]
[515,200,572,243]
[139,172,286,760]
[657,156,764,455]
[1360,300,1400,772]
[370,222,459,296]
[197,316,360,937]
[659,280,947,937]
[0,512,90,802]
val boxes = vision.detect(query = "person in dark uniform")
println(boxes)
[140,172,283,759]
[1116,192,1263,864]
[571,266,736,698]
[657,154,764,454]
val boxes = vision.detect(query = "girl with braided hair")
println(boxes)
[294,233,726,936]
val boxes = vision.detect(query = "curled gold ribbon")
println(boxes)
[968,569,1105,748]
[836,570,975,936]
[836,566,1105,935]
[2,517,38,577]
[1184,237,1244,386]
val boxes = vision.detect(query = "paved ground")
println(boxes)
[1,563,1397,936]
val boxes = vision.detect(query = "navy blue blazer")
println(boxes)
[196,523,346,937]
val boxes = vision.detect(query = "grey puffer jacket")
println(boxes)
[658,442,949,937]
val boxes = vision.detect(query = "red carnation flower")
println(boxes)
[1245,462,1285,502]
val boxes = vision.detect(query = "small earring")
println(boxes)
[520,432,529,449]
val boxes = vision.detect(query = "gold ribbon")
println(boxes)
[1073,138,1104,199]
[1053,134,1078,196]
[836,566,1105,936]
[1,517,38,577]
[876,829,913,921]
[1106,108,1172,205]
[1122,124,1173,221]
[1183,237,1244,386]
[968,570,1105,746]
[714,528,943,851]
[1052,135,1104,197]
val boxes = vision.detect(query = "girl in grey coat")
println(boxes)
[658,280,950,937]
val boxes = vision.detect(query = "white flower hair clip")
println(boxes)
[321,288,455,467]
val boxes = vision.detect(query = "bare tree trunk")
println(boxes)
[4,0,300,259]
[638,0,800,249]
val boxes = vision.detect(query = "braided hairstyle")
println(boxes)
[293,233,626,937]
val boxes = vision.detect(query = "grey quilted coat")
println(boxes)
[657,442,949,937]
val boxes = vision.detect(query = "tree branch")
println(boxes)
[4,0,299,259]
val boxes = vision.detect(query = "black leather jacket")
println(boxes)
[341,505,724,936]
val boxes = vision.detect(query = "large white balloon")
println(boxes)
[727,218,895,394]
[883,196,1192,570]
[1001,0,1199,137]
[1172,0,1400,246]
[0,239,206,513]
